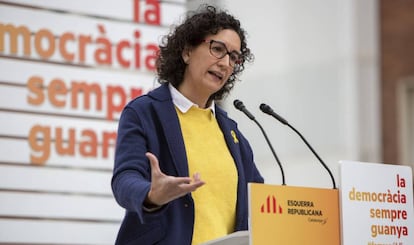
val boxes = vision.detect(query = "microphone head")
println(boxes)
[233,99,255,120]
[260,103,289,125]
[233,99,244,110]
[259,103,273,114]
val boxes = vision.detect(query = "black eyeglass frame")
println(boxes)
[203,39,243,68]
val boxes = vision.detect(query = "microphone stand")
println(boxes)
[260,103,336,189]
[234,100,286,185]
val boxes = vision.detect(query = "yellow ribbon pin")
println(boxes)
[231,130,239,143]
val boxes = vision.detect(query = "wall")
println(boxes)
[0,0,394,243]
[0,1,186,243]
[380,0,414,168]
[189,0,380,187]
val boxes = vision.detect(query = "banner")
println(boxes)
[340,161,414,245]
[248,183,340,244]
[0,1,185,243]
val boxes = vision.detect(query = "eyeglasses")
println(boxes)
[204,39,242,68]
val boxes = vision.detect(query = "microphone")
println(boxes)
[259,103,337,189]
[234,99,286,185]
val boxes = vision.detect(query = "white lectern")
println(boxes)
[199,231,248,245]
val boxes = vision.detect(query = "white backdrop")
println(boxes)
[190,0,381,188]
[0,1,186,243]
[0,0,382,243]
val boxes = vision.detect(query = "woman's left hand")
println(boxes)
[144,152,205,206]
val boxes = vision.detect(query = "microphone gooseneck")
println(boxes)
[233,100,286,185]
[260,103,337,189]
[259,104,288,125]
[234,99,255,120]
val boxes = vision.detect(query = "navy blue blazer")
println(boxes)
[112,83,264,245]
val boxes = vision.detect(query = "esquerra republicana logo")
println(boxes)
[260,195,326,225]
[260,195,282,214]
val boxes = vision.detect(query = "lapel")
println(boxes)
[149,84,189,177]
[147,85,244,179]
[216,106,247,229]
[215,106,244,174]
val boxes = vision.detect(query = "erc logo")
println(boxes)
[260,195,283,214]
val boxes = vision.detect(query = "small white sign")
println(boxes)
[339,161,414,245]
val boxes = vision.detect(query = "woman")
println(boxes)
[112,5,264,245]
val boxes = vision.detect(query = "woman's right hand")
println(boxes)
[144,152,205,206]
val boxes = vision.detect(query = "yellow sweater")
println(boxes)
[176,106,238,245]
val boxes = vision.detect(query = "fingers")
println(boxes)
[173,173,205,185]
[177,173,205,192]
[183,181,205,192]
[193,172,201,182]
[146,152,161,175]
[192,173,205,187]
[145,152,205,189]
[145,152,205,205]
[148,175,205,206]
[145,152,158,165]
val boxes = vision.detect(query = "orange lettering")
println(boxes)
[102,131,117,158]
[117,40,131,67]
[144,0,161,25]
[60,32,75,61]
[134,30,141,68]
[107,85,127,120]
[71,81,103,110]
[34,28,55,58]
[27,76,45,105]
[28,125,51,165]
[48,78,68,107]
[78,34,92,62]
[55,127,75,155]
[0,23,31,55]
[130,87,143,99]
[145,44,158,70]
[79,129,98,157]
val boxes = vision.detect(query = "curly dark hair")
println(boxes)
[156,4,254,101]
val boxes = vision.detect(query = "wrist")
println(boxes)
[144,191,161,208]
[144,198,160,209]
[143,194,163,212]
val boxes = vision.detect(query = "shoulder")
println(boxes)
[126,83,171,110]
[215,105,237,126]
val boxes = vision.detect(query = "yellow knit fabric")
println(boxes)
[176,106,238,245]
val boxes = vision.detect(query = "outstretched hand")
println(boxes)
[145,152,205,206]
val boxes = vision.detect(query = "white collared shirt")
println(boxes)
[168,83,216,115]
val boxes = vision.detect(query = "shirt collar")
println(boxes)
[169,83,215,115]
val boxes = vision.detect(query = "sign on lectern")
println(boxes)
[248,183,340,244]
[339,161,414,245]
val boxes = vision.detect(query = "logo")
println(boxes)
[261,195,283,214]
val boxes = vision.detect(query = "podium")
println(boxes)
[248,184,340,244]
[200,231,248,245]
[201,161,413,245]
[202,184,341,245]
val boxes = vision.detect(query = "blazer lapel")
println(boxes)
[149,84,189,178]
[215,108,244,174]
